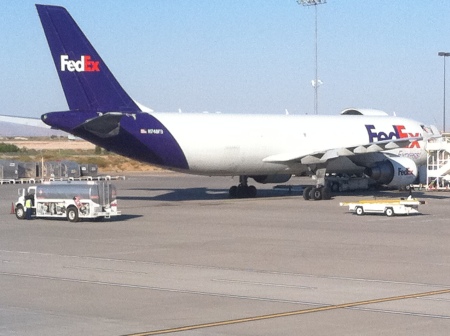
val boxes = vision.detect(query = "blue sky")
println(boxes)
[1,1,450,128]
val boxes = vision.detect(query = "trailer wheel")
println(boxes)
[15,205,25,220]
[355,206,364,216]
[66,207,79,222]
[385,208,394,217]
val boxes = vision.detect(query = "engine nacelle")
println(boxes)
[251,174,292,184]
[365,157,417,187]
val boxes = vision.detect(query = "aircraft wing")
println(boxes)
[262,137,421,165]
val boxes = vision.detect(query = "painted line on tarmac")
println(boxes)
[123,288,450,336]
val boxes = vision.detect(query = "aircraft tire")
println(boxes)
[248,185,257,198]
[229,186,238,198]
[236,185,257,198]
[321,187,331,200]
[331,182,339,192]
[236,186,246,198]
[229,185,257,198]
[303,186,312,200]
[312,187,323,201]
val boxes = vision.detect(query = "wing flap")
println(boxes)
[263,137,421,164]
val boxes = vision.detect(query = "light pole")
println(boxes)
[438,52,450,133]
[298,0,327,115]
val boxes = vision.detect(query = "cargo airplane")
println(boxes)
[35,4,439,200]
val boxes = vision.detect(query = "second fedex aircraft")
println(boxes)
[36,5,438,200]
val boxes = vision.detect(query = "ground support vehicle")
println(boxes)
[15,181,120,222]
[339,197,424,217]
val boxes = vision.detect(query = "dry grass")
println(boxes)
[1,139,166,173]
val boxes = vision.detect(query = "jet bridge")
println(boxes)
[426,134,450,190]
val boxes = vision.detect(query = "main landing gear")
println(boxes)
[302,185,331,200]
[303,167,331,201]
[228,171,332,200]
[229,176,257,198]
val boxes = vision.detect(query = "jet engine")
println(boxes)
[251,174,292,184]
[365,157,418,187]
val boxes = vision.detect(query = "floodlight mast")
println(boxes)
[438,52,450,133]
[298,0,326,115]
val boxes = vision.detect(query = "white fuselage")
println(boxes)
[153,113,427,176]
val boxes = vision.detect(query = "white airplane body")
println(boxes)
[33,5,438,199]
[155,113,426,175]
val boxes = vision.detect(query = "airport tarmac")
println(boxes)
[1,173,449,336]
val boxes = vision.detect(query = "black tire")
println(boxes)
[236,186,246,198]
[233,185,257,198]
[331,183,339,193]
[303,186,312,200]
[312,187,322,201]
[356,206,364,216]
[229,186,238,198]
[66,207,79,222]
[247,185,257,198]
[15,205,25,220]
[321,187,331,200]
[385,208,394,217]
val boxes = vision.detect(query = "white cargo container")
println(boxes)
[15,181,120,222]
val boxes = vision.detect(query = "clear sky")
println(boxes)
[1,1,450,129]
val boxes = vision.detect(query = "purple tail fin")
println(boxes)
[36,5,140,112]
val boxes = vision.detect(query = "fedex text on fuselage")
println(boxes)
[365,124,420,148]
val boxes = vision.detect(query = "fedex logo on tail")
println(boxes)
[60,55,100,72]
[365,125,420,148]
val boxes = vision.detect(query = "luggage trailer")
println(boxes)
[340,197,425,217]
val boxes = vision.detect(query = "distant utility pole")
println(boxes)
[297,0,326,115]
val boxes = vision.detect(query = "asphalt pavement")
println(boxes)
[1,173,449,336]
